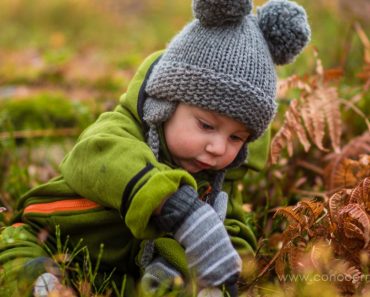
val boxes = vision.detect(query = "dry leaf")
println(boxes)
[301,92,327,151]
[274,206,305,227]
[324,132,370,190]
[338,203,370,249]
[317,87,342,153]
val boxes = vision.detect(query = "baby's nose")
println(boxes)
[205,137,227,156]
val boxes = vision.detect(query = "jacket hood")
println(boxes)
[118,51,163,131]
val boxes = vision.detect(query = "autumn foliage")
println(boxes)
[253,24,370,297]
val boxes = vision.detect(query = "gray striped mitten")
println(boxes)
[211,191,228,222]
[141,256,183,293]
[155,185,241,288]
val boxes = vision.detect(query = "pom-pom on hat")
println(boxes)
[145,0,310,143]
[193,0,253,26]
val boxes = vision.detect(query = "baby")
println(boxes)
[0,0,310,296]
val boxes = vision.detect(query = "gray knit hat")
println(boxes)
[144,0,310,142]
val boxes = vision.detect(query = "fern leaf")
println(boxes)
[317,87,342,153]
[301,93,327,151]
[282,225,302,244]
[277,75,312,99]
[329,190,351,224]
[349,176,370,212]
[287,239,306,274]
[270,100,311,163]
[332,157,369,190]
[331,259,362,295]
[288,100,311,152]
[274,206,305,227]
[338,203,370,249]
[270,120,294,164]
[324,132,370,190]
[298,199,324,221]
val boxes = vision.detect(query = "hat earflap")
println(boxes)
[257,0,311,65]
[143,97,177,158]
[192,0,252,26]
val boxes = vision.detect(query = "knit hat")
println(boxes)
[143,0,310,192]
[144,0,310,142]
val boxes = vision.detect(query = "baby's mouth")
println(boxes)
[194,160,212,170]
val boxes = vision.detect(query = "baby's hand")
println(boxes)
[175,202,241,287]
[154,185,241,288]
[211,191,228,222]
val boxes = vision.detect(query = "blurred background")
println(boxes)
[0,0,369,217]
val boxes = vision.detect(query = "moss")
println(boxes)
[0,93,94,131]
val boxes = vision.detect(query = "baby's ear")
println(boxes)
[257,0,311,65]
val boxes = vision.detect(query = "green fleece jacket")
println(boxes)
[0,51,269,295]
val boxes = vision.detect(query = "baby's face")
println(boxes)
[163,103,250,173]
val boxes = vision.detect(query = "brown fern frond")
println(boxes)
[314,48,325,78]
[324,132,370,191]
[287,239,306,274]
[270,50,347,163]
[270,100,311,164]
[329,190,351,224]
[309,241,334,272]
[269,123,296,164]
[349,176,370,212]
[301,93,327,151]
[329,156,370,191]
[270,124,292,164]
[298,199,325,222]
[277,75,312,99]
[331,259,362,296]
[338,203,370,249]
[317,87,342,153]
[281,225,302,244]
[274,206,305,227]
[288,100,311,152]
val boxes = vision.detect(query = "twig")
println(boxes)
[290,189,328,199]
[340,98,370,131]
[296,159,325,176]
[244,248,283,289]
[0,128,80,141]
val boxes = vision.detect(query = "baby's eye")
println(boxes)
[230,135,244,142]
[198,120,214,130]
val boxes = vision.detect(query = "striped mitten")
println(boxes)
[155,185,241,288]
[211,191,228,222]
[141,256,183,293]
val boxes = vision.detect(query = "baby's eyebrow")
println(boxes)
[233,129,249,135]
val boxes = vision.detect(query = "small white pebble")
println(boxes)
[34,273,60,297]
[197,287,223,297]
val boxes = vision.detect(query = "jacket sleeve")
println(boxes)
[60,104,197,239]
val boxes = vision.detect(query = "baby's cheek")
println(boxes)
[225,148,240,164]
